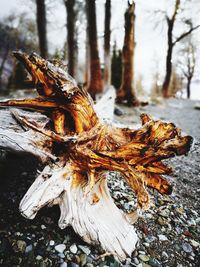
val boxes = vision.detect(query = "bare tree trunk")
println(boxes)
[86,0,103,99]
[186,77,191,99]
[84,23,90,87]
[64,0,78,78]
[104,0,111,89]
[161,0,179,97]
[36,0,48,58]
[162,18,174,98]
[116,2,138,106]
[0,48,9,88]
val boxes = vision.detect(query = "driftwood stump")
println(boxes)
[0,52,192,261]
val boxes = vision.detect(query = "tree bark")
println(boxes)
[104,0,111,89]
[162,19,174,98]
[186,76,191,99]
[0,52,193,261]
[36,0,48,58]
[64,0,78,78]
[117,2,138,106]
[0,48,9,88]
[84,23,90,87]
[86,0,103,99]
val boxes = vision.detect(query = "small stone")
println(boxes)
[145,235,156,243]
[36,255,43,260]
[143,242,150,248]
[157,217,167,226]
[148,258,162,267]
[60,262,67,267]
[188,255,194,262]
[86,264,94,267]
[124,203,129,209]
[55,244,66,254]
[80,253,87,266]
[158,234,168,241]
[133,258,139,265]
[71,263,79,267]
[187,219,196,226]
[41,224,46,229]
[49,240,55,246]
[16,240,26,253]
[175,207,184,214]
[182,242,193,253]
[162,251,168,259]
[190,239,200,248]
[158,208,170,218]
[78,245,91,255]
[16,232,21,236]
[183,231,192,237]
[125,258,132,264]
[58,253,65,258]
[70,244,78,254]
[25,244,33,253]
[139,254,149,262]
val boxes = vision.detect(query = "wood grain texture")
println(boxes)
[0,52,193,260]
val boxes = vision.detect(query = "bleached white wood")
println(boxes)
[19,166,138,261]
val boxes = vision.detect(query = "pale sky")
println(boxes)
[0,0,200,99]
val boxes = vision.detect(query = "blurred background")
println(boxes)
[0,0,200,101]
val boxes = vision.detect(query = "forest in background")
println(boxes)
[0,0,200,104]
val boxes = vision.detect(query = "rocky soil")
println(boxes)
[0,98,199,267]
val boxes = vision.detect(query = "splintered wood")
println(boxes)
[0,52,192,260]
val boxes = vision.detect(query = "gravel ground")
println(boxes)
[0,98,200,267]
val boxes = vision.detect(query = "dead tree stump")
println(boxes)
[0,52,193,260]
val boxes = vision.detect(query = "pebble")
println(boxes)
[36,255,43,260]
[182,242,193,253]
[55,244,66,254]
[80,253,87,266]
[49,240,55,246]
[190,239,199,248]
[78,245,91,255]
[145,236,156,243]
[70,244,78,254]
[139,254,149,262]
[158,208,170,218]
[16,240,26,253]
[148,258,162,267]
[161,251,168,259]
[187,219,196,226]
[158,234,168,241]
[58,253,65,258]
[133,258,139,265]
[60,263,67,267]
[143,242,150,248]
[25,244,33,253]
[157,217,167,226]
[137,264,151,267]
[41,224,46,229]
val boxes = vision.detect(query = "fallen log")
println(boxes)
[0,52,193,261]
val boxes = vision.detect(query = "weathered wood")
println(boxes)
[0,52,193,261]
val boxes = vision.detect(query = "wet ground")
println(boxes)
[0,98,200,267]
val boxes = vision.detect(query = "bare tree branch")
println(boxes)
[173,25,200,46]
